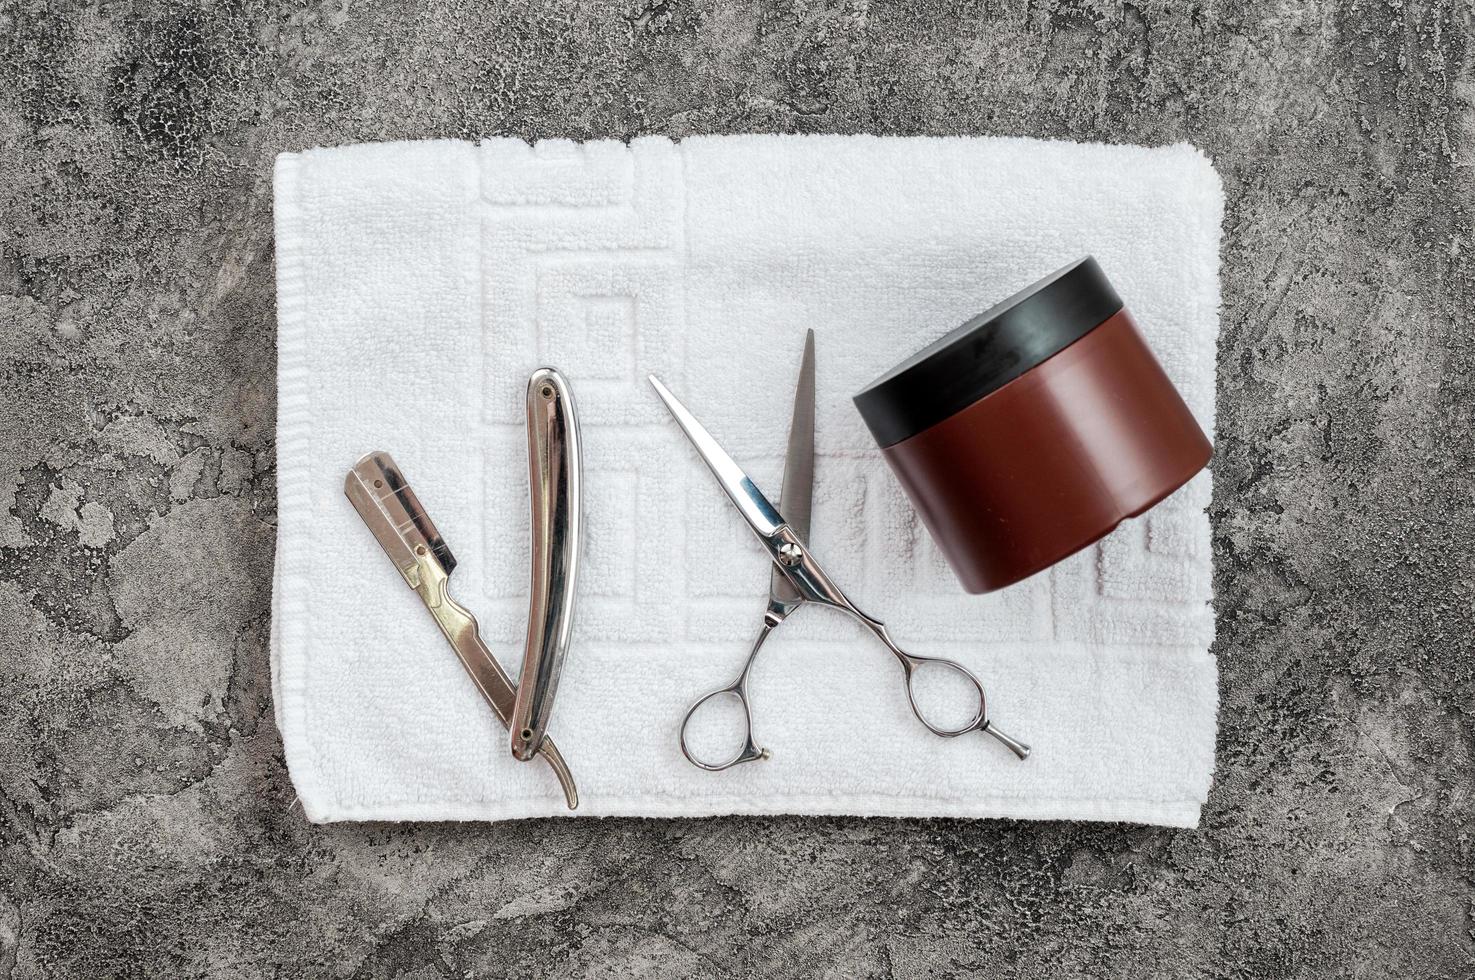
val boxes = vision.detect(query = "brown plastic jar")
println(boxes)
[853,257,1212,594]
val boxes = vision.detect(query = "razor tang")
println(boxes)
[345,451,578,809]
[510,368,583,762]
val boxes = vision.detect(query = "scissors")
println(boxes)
[649,330,1031,771]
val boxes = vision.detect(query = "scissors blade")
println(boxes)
[771,330,815,607]
[648,375,785,539]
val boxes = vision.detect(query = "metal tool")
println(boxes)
[511,368,582,762]
[345,450,579,809]
[649,330,1030,771]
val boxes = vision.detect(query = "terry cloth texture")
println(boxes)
[272,135,1222,826]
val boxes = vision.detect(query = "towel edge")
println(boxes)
[271,149,327,814]
[299,795,1205,828]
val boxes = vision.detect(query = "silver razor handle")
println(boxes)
[510,368,583,762]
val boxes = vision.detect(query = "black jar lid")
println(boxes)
[854,256,1123,448]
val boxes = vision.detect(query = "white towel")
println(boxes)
[272,135,1221,826]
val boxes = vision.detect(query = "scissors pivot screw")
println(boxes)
[776,542,803,567]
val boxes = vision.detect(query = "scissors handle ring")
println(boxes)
[678,621,778,772]
[850,608,1030,759]
[831,606,991,738]
[896,652,989,737]
[679,687,770,771]
[898,650,1031,760]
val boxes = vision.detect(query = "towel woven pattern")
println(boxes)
[272,135,1221,825]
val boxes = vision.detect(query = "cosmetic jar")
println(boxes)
[853,257,1212,594]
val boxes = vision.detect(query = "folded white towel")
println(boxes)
[272,135,1221,826]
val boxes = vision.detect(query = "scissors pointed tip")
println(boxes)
[647,375,678,409]
[773,330,817,557]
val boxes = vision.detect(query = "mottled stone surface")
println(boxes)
[1,1,1471,977]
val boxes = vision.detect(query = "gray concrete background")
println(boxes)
[1,1,1471,977]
